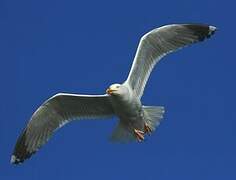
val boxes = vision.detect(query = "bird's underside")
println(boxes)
[11,23,216,164]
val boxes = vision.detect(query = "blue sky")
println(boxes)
[0,0,235,179]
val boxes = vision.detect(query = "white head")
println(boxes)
[106,83,128,96]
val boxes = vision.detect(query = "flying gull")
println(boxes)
[11,24,216,164]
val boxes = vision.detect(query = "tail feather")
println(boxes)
[110,106,165,143]
[110,122,136,143]
[143,106,165,131]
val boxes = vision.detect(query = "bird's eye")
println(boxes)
[116,86,120,88]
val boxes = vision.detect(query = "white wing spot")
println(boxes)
[10,155,20,164]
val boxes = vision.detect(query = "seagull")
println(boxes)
[11,24,216,164]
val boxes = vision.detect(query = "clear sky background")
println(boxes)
[0,0,235,179]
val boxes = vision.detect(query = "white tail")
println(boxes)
[143,106,165,131]
[110,122,136,143]
[110,106,165,143]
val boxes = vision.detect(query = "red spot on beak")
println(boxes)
[106,88,116,95]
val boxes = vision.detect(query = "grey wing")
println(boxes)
[126,24,217,99]
[11,93,114,164]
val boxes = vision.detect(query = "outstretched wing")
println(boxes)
[11,93,114,164]
[126,24,216,99]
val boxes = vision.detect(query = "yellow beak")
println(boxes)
[106,88,116,95]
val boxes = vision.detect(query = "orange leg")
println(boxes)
[134,129,145,142]
[144,123,152,135]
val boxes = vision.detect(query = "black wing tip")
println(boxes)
[11,150,36,165]
[11,129,35,165]
[10,154,24,165]
[10,150,36,165]
[184,24,217,41]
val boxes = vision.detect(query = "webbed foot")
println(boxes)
[134,129,145,142]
